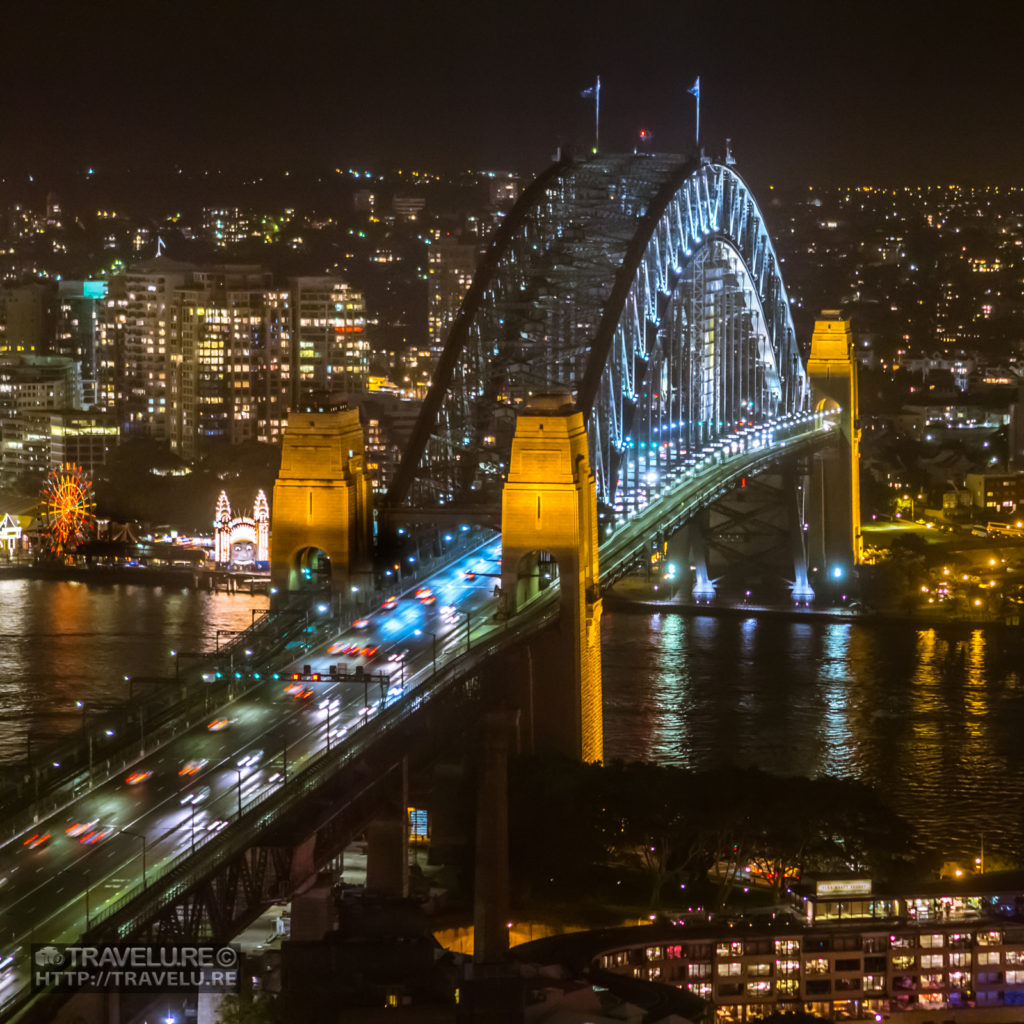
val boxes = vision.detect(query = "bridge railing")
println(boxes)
[599,411,835,583]
[81,590,559,943]
[0,607,312,844]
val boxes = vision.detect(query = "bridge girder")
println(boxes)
[388,154,808,541]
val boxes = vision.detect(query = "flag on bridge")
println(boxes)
[689,76,700,147]
[581,75,601,152]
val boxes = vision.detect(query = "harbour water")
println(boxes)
[602,610,1024,865]
[0,579,267,765]
[1,581,1020,867]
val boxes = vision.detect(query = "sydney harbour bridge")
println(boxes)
[2,153,859,1021]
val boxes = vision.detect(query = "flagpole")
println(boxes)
[691,76,700,148]
[595,75,601,153]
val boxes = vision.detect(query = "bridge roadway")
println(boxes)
[0,412,831,1015]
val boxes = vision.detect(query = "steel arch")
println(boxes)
[388,154,806,521]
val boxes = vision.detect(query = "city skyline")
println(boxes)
[4,1,1023,188]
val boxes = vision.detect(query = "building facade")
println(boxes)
[291,276,369,401]
[424,233,478,395]
[594,880,1024,1022]
[97,262,367,458]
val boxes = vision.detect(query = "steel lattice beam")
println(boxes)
[387,153,807,550]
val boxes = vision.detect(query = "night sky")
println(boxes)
[4,0,1024,188]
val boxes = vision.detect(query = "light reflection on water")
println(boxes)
[0,580,268,765]
[602,611,1024,864]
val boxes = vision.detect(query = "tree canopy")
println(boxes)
[508,757,918,910]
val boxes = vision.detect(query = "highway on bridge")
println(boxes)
[0,535,505,1014]
[0,412,830,1013]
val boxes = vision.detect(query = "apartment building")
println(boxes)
[594,877,1024,1022]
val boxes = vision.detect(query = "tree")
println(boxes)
[215,991,278,1024]
[600,762,706,910]
[507,755,607,899]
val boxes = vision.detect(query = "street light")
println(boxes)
[414,629,437,676]
[121,828,147,887]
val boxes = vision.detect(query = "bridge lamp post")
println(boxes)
[413,629,437,676]
[121,828,147,887]
[233,767,244,817]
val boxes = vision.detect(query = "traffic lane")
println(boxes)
[302,538,501,665]
[2,686,320,937]
[3,671,408,993]
[4,540,501,960]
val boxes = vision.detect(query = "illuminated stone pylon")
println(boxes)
[806,311,863,577]
[270,409,371,599]
[500,391,603,763]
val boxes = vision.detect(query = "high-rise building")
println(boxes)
[0,281,58,356]
[0,355,84,483]
[169,266,290,459]
[98,261,368,459]
[290,277,369,402]
[57,280,107,406]
[45,410,118,477]
[425,233,478,395]
[98,259,192,437]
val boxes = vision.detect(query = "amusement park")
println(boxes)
[0,459,272,581]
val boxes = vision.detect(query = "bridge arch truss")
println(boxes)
[389,154,808,527]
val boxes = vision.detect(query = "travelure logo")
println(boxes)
[31,944,240,994]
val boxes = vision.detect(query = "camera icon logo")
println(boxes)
[35,946,64,968]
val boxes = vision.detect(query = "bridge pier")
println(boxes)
[499,391,603,764]
[365,759,410,898]
[663,465,819,605]
[687,511,716,603]
[806,311,863,581]
[270,409,372,605]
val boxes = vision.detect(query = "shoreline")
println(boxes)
[603,592,1015,634]
[0,563,270,591]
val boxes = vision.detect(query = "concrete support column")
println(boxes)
[499,390,603,763]
[687,509,716,603]
[365,816,408,898]
[806,311,862,578]
[786,464,815,605]
[365,760,409,898]
[473,711,512,965]
[269,409,372,604]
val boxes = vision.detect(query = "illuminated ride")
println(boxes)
[40,462,96,555]
[388,153,811,540]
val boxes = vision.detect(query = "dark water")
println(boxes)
[1,585,1021,865]
[0,579,268,765]
[602,610,1024,866]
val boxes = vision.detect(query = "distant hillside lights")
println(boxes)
[214,490,270,567]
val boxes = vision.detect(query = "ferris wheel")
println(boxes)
[41,462,96,553]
